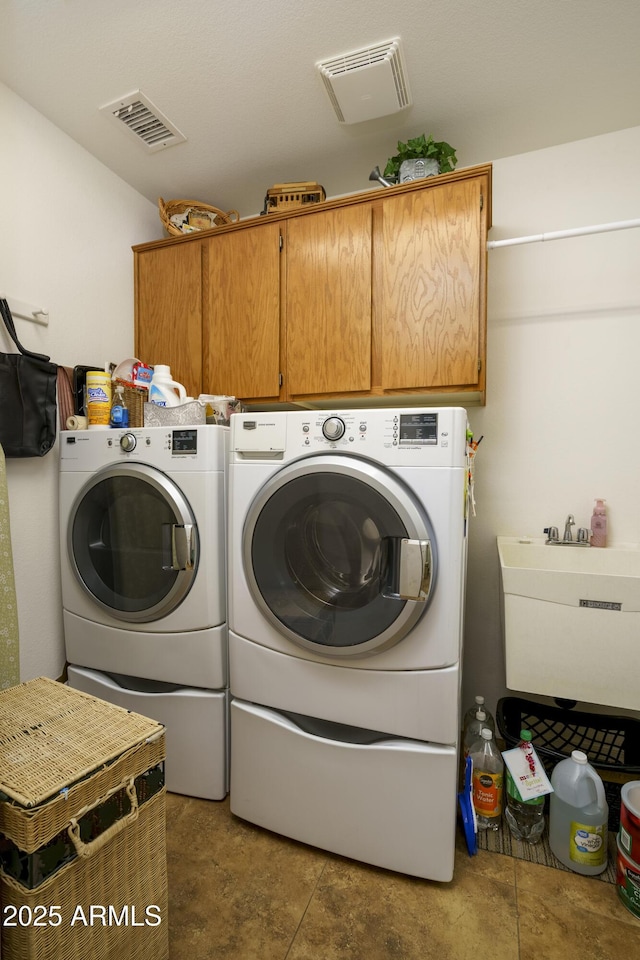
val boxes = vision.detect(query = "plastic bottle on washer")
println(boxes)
[148,364,187,407]
[504,730,545,844]
[109,384,129,429]
[470,728,504,831]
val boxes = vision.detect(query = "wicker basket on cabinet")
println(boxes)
[158,197,239,236]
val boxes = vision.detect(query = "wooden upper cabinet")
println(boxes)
[284,204,373,399]
[377,175,486,392]
[133,163,491,407]
[204,223,281,402]
[134,241,203,398]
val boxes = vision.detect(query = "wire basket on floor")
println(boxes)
[158,197,240,236]
[497,696,640,832]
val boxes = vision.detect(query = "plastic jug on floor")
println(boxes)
[549,750,608,875]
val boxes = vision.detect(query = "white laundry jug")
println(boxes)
[549,750,608,875]
[148,365,187,407]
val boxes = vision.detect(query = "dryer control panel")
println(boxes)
[60,424,228,472]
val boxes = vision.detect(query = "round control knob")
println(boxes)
[120,433,137,453]
[322,417,345,441]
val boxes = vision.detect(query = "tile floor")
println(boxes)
[165,793,640,960]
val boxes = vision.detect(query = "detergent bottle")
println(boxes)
[148,365,187,407]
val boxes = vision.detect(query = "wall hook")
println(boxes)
[0,295,50,327]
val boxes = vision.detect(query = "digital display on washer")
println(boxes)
[398,413,438,445]
[172,429,198,454]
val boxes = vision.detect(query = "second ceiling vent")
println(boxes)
[316,38,412,124]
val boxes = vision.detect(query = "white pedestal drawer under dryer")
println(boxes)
[60,424,229,800]
[227,407,472,881]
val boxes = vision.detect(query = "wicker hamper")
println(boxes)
[0,678,168,960]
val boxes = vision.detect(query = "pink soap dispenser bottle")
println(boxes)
[590,499,607,547]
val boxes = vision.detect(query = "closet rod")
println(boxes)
[487,217,640,250]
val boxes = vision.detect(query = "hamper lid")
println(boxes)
[0,677,164,808]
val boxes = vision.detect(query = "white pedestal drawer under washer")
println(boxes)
[227,407,471,880]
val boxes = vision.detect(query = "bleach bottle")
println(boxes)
[549,750,608,875]
[148,365,187,407]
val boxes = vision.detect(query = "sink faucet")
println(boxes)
[563,514,575,542]
[545,514,590,546]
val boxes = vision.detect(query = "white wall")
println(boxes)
[463,125,640,720]
[0,82,159,680]
[2,79,638,718]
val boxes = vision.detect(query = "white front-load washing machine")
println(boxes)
[228,408,471,881]
[60,424,229,799]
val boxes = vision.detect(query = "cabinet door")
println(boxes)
[378,177,484,390]
[205,223,281,402]
[285,204,373,399]
[134,241,203,398]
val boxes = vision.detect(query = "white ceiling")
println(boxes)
[1,1,639,221]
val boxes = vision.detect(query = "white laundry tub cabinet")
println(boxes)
[497,537,640,710]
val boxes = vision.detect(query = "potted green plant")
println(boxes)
[383,133,457,183]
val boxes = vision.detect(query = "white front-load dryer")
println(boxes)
[60,424,229,799]
[228,408,472,880]
[60,425,227,688]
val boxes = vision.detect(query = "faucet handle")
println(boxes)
[544,526,559,542]
[577,527,590,543]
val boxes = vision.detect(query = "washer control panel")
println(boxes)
[300,412,439,450]
[231,409,468,467]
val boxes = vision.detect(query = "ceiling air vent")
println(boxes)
[316,38,412,124]
[99,91,186,151]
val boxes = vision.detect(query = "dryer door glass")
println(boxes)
[244,456,437,656]
[69,463,198,622]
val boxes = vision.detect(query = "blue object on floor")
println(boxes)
[458,754,477,855]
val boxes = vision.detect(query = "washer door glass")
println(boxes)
[69,463,198,622]
[244,455,437,656]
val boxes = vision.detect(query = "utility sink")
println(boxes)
[497,536,640,711]
[497,537,640,609]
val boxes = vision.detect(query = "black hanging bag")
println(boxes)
[0,297,58,457]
